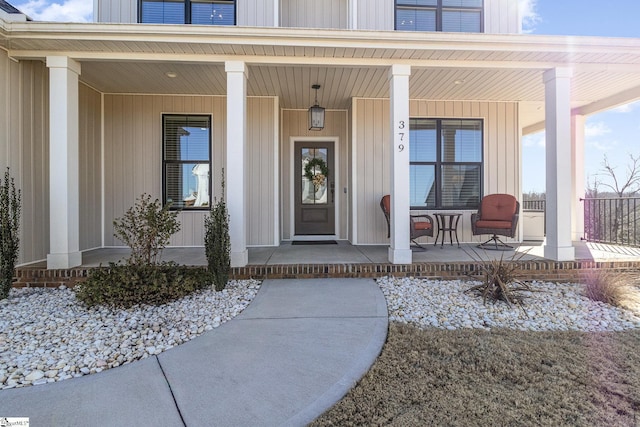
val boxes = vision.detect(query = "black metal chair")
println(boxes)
[471,193,519,250]
[380,195,434,249]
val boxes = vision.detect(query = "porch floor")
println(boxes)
[23,240,640,269]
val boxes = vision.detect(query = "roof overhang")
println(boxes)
[2,20,640,132]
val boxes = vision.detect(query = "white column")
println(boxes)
[225,61,248,267]
[46,56,82,269]
[543,67,575,261]
[388,64,412,264]
[571,114,586,241]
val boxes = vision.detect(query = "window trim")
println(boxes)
[409,117,484,210]
[162,114,213,211]
[394,0,484,33]
[138,0,237,25]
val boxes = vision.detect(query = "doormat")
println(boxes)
[291,240,338,245]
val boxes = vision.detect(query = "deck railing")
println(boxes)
[522,199,546,212]
[582,197,640,247]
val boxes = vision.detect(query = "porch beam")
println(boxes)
[46,56,82,269]
[543,67,575,261]
[571,114,586,241]
[226,60,249,267]
[388,64,412,265]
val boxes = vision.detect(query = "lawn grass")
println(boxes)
[311,323,640,426]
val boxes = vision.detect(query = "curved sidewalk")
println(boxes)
[0,278,388,426]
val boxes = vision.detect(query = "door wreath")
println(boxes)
[304,158,329,189]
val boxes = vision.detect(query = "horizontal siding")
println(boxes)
[79,84,103,250]
[354,98,520,244]
[356,0,393,31]
[103,95,276,247]
[281,109,349,240]
[238,0,275,26]
[95,0,137,23]
[281,0,347,29]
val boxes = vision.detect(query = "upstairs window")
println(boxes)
[410,118,483,210]
[163,115,212,210]
[395,0,483,33]
[140,0,235,25]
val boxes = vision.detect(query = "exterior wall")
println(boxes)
[281,109,349,240]
[356,0,393,31]
[103,94,276,247]
[78,84,103,251]
[280,0,347,29]
[0,54,50,266]
[238,0,275,26]
[485,0,521,34]
[95,0,137,23]
[353,98,520,244]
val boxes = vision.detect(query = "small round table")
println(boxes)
[433,212,462,248]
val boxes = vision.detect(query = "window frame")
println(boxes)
[409,117,484,211]
[162,114,213,211]
[394,0,484,33]
[139,0,236,25]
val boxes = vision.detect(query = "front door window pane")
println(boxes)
[301,148,328,205]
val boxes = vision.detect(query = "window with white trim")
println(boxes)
[163,115,212,210]
[140,0,235,25]
[410,118,483,209]
[395,0,483,33]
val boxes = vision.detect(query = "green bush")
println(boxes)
[204,171,231,291]
[0,168,21,300]
[76,262,210,308]
[113,194,179,266]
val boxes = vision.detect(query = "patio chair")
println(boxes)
[380,195,434,250]
[471,193,519,250]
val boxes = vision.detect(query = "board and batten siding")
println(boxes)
[79,84,103,251]
[238,0,275,26]
[280,0,347,29]
[94,0,137,23]
[484,0,521,34]
[281,109,349,240]
[0,57,50,265]
[103,94,276,247]
[356,0,393,31]
[353,98,520,245]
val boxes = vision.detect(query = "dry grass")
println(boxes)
[583,270,640,314]
[311,323,640,427]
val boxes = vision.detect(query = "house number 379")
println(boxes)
[397,120,405,152]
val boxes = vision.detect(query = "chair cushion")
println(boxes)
[382,195,390,214]
[476,220,513,230]
[480,194,517,222]
[414,222,432,231]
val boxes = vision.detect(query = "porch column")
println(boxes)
[388,64,412,264]
[225,61,248,267]
[46,56,81,269]
[543,67,575,261]
[571,114,586,241]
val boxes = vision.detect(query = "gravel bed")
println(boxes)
[378,276,640,332]
[0,279,260,390]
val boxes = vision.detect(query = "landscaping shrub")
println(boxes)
[76,262,210,308]
[204,172,231,291]
[464,248,532,308]
[583,269,640,311]
[113,194,179,266]
[0,168,21,300]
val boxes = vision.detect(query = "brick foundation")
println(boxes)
[14,260,640,288]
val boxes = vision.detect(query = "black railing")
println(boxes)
[522,199,546,212]
[582,197,640,247]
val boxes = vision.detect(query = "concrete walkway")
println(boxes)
[0,278,388,426]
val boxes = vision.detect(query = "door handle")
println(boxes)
[330,182,335,203]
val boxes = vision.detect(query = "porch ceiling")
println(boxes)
[3,22,640,130]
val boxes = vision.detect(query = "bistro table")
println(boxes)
[433,212,462,248]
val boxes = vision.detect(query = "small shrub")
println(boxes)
[113,194,180,266]
[583,270,640,310]
[204,171,230,291]
[76,262,210,308]
[0,168,21,300]
[464,248,532,308]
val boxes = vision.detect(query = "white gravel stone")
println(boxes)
[378,277,640,332]
[0,279,260,389]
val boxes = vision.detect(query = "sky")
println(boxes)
[8,0,640,194]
